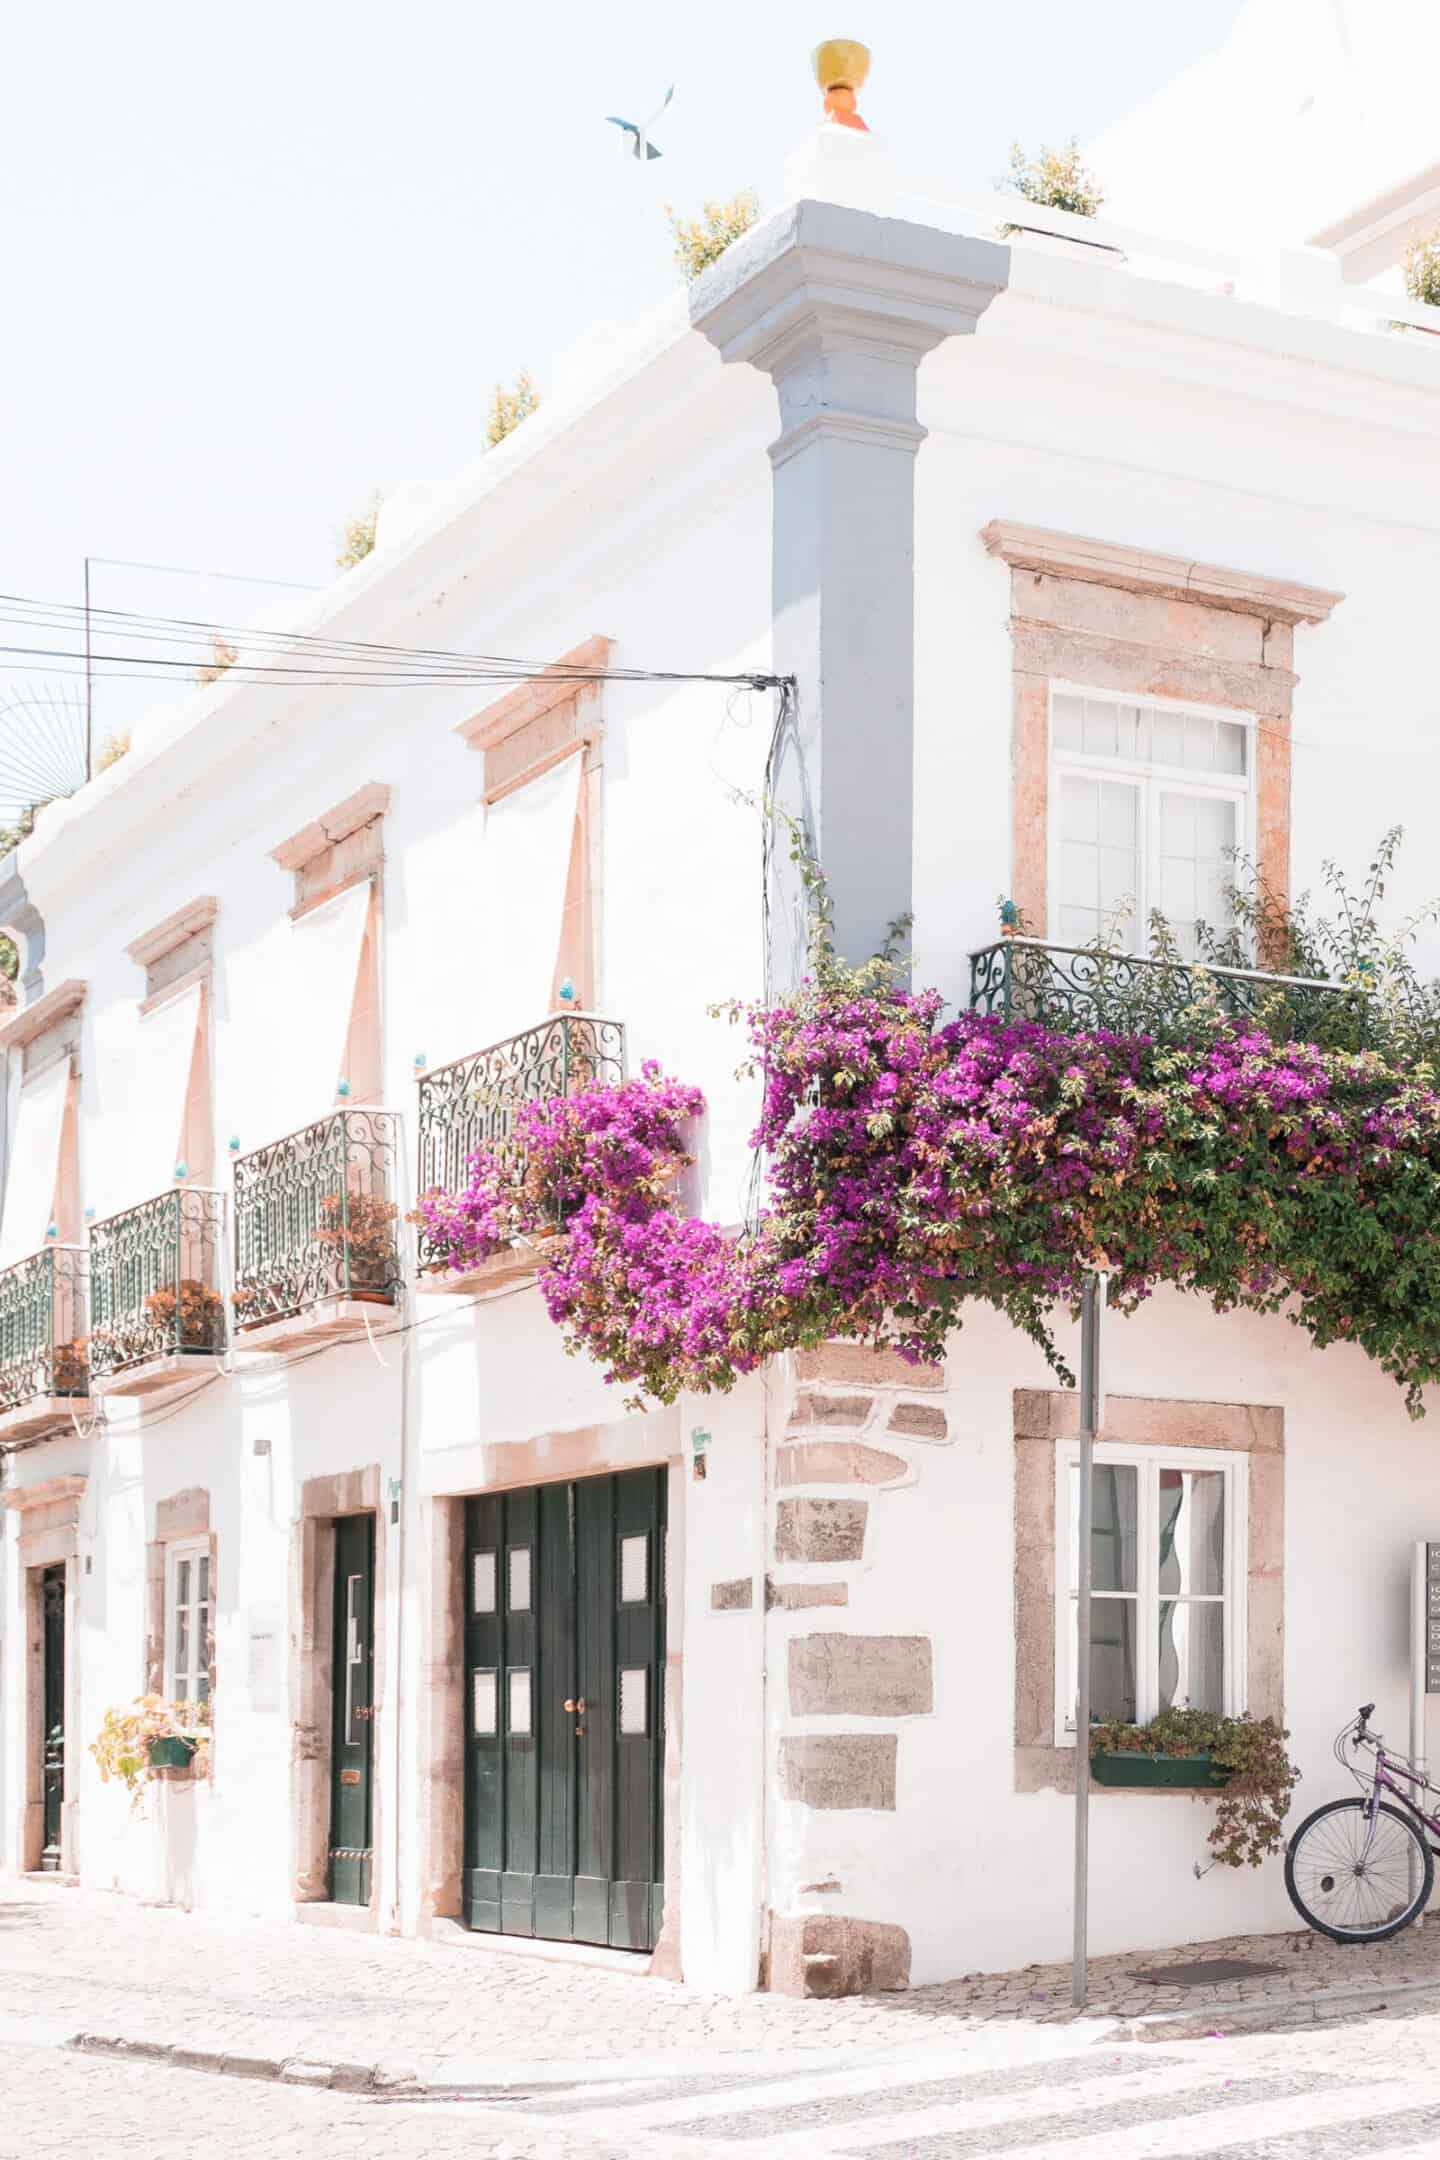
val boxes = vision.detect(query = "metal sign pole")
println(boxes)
[1072,1272,1106,2008]
[1413,1542,1430,1926]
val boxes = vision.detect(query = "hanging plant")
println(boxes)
[1089,1710,1300,1867]
[91,1696,211,1808]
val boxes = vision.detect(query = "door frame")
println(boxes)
[290,1467,386,1919]
[5,1474,85,1877]
[419,1449,684,1974]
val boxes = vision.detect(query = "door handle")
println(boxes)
[354,1706,374,1722]
[563,1698,587,1714]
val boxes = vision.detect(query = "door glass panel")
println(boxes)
[508,1547,532,1613]
[1158,1468,1225,1595]
[1158,1600,1225,1713]
[472,1668,497,1736]
[472,1551,497,1614]
[344,1574,362,1745]
[508,1668,532,1737]
[619,1667,648,1737]
[620,1534,648,1604]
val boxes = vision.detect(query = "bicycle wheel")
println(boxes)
[1285,1799,1434,1943]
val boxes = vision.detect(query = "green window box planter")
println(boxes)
[147,1736,198,1770]
[1090,1749,1231,1789]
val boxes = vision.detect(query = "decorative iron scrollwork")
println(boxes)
[968,939,1367,1042]
[414,1015,626,1271]
[0,1244,89,1415]
[232,1108,401,1327]
[88,1188,227,1379]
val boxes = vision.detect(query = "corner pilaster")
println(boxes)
[693,198,1008,972]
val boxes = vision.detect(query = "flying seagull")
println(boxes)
[607,84,674,162]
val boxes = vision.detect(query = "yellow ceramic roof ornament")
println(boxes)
[813,39,871,132]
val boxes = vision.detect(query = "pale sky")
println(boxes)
[0,0,1244,762]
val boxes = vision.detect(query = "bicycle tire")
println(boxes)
[1284,1798,1433,1943]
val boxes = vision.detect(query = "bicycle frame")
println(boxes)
[1357,1739,1440,1856]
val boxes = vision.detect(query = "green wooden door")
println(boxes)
[463,1468,666,1951]
[328,1514,375,1905]
[40,1566,65,1872]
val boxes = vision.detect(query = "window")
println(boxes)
[1054,1445,1246,1744]
[1049,689,1253,959]
[166,1537,212,1706]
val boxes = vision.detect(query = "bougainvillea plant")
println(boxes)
[415,964,1440,1414]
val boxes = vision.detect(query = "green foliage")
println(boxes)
[195,636,237,686]
[1090,1710,1299,1867]
[1002,138,1104,217]
[668,190,760,282]
[335,493,381,570]
[95,731,130,772]
[91,1695,211,1809]
[1403,229,1440,309]
[486,371,540,449]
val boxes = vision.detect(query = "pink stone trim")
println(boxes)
[0,979,85,1053]
[125,896,218,970]
[454,636,613,752]
[270,783,392,872]
[981,521,1344,626]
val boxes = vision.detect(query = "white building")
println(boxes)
[4,46,1440,1999]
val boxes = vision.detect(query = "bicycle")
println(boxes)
[1285,1703,1439,1943]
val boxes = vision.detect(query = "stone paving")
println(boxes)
[11,1875,1440,2081]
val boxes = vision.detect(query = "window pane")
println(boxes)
[620,1535,648,1605]
[1052,694,1083,750]
[1059,905,1098,947]
[1060,842,1095,911]
[1099,782,1137,846]
[1183,713,1216,769]
[1082,701,1118,757]
[1069,1463,1138,1592]
[196,1671,211,1705]
[1069,1595,1138,1725]
[472,1668,498,1737]
[508,1668,532,1738]
[507,1546,532,1613]
[1158,1468,1225,1595]
[175,1607,190,1686]
[472,1551,497,1615]
[176,1558,191,1610]
[1158,1599,1225,1713]
[1060,774,1099,842]
[1151,710,1184,765]
[1215,719,1247,775]
[198,1555,210,1605]
[1114,704,1141,761]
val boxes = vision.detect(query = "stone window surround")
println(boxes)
[290,1467,386,1921]
[0,976,85,1083]
[980,521,1344,942]
[454,635,610,1011]
[145,1490,216,1792]
[4,1473,85,1873]
[126,896,217,1012]
[270,782,390,922]
[1013,1389,1283,1794]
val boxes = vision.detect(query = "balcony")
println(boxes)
[0,1244,89,1445]
[232,1107,401,1350]
[88,1189,227,1400]
[416,1013,626,1291]
[968,939,1368,1042]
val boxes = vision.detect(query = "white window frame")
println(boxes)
[1053,1441,1247,1747]
[1047,682,1257,957]
[165,1535,213,1706]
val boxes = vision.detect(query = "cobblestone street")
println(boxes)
[20,1881,1440,2153]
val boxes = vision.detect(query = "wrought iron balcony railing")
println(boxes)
[88,1188,227,1381]
[232,1107,401,1328]
[0,1244,89,1417]
[968,938,1369,1042]
[415,1013,626,1271]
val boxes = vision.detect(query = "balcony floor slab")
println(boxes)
[0,1395,87,1445]
[91,1353,225,1404]
[232,1297,398,1355]
[416,1236,564,1300]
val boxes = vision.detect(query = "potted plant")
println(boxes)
[91,1696,212,1806]
[1089,1709,1299,1866]
[50,1338,89,1396]
[318,1189,398,1298]
[1400,229,1440,337]
[144,1277,226,1353]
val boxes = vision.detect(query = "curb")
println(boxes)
[70,2031,422,2094]
[1118,1973,1440,2042]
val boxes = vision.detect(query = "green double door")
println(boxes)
[463,1469,666,1952]
[328,1514,375,1905]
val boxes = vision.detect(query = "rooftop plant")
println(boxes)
[1403,228,1440,310]
[1002,138,1103,217]
[668,190,760,281]
[487,371,540,449]
[336,493,381,571]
